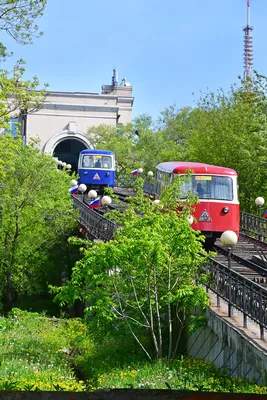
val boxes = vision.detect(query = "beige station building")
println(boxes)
[22,70,134,170]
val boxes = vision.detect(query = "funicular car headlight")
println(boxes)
[223,207,229,214]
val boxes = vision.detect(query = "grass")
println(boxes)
[0,308,267,394]
[94,358,267,394]
[0,308,91,391]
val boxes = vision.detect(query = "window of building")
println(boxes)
[5,117,19,137]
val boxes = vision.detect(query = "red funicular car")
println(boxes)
[155,162,239,246]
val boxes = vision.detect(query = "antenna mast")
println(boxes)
[243,0,253,81]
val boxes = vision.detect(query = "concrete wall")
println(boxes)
[187,306,267,383]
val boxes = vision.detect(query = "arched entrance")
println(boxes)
[43,130,92,173]
[54,138,87,172]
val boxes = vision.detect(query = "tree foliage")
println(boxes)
[179,75,267,212]
[0,135,78,311]
[0,0,47,58]
[0,1,48,132]
[87,115,182,181]
[0,60,47,129]
[52,178,210,360]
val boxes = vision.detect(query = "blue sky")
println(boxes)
[3,0,267,120]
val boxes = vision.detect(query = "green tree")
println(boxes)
[157,105,193,148]
[0,60,47,128]
[52,178,210,360]
[0,0,47,58]
[0,136,78,311]
[87,115,182,181]
[87,123,137,180]
[0,0,48,133]
[0,132,21,180]
[181,76,267,212]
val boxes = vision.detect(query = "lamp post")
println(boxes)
[255,196,264,218]
[147,171,153,181]
[78,184,87,202]
[220,230,238,317]
[138,168,143,174]
[255,197,264,241]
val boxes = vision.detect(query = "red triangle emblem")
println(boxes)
[93,173,100,180]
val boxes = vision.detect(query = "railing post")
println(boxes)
[242,282,247,328]
[216,268,220,307]
[259,289,264,340]
[228,247,233,317]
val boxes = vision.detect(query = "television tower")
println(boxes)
[243,0,253,81]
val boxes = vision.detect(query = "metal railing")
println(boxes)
[143,182,155,195]
[72,195,118,241]
[205,258,267,339]
[240,212,267,241]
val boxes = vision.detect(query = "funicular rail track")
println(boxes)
[213,238,267,285]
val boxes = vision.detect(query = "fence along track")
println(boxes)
[72,195,118,242]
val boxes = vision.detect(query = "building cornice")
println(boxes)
[43,91,133,101]
[41,104,119,113]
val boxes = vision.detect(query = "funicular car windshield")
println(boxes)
[82,155,112,169]
[179,175,233,201]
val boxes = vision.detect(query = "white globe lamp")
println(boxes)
[220,230,238,247]
[78,184,87,193]
[88,190,97,200]
[70,179,78,187]
[186,215,194,225]
[255,197,265,207]
[101,196,112,207]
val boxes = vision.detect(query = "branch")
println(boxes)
[111,306,149,328]
[147,269,159,355]
[172,305,186,360]
[167,259,172,361]
[113,282,151,360]
[130,276,150,326]
[153,264,162,358]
